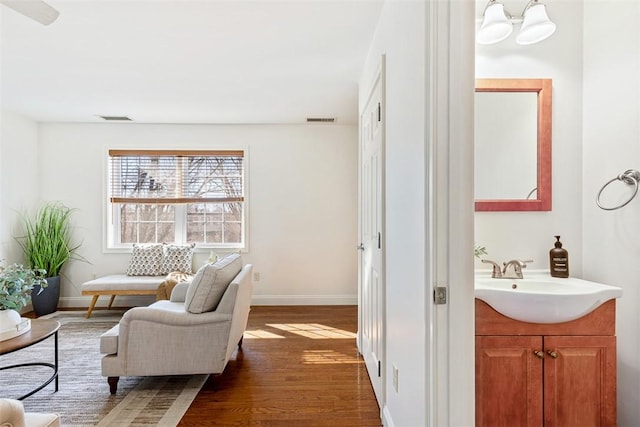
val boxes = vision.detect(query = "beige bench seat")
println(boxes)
[81,274,166,318]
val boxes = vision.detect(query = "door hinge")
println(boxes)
[377,102,381,122]
[378,360,381,377]
[434,287,447,305]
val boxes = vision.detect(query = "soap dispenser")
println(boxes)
[549,235,569,278]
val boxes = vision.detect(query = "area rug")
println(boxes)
[0,310,207,426]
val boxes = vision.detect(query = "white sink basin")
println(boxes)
[475,273,622,324]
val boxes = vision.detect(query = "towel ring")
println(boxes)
[596,169,640,211]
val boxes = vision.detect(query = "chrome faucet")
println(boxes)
[482,259,533,279]
[502,259,533,279]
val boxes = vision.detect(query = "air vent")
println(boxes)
[306,117,336,123]
[98,115,132,121]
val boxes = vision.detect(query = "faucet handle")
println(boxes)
[521,259,534,268]
[481,259,503,278]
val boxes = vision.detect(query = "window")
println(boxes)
[108,150,245,249]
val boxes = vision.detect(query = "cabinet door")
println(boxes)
[476,336,543,427]
[544,335,616,427]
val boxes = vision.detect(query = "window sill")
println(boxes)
[103,245,247,254]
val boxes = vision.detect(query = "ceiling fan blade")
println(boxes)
[0,0,59,25]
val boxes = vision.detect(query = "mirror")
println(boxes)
[474,78,552,211]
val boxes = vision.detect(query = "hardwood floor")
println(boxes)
[179,305,382,427]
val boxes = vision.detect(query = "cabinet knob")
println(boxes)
[533,350,544,359]
[547,350,558,359]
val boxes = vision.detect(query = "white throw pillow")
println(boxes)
[184,253,242,313]
[126,244,163,276]
[161,243,196,274]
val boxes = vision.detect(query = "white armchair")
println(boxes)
[100,255,253,394]
[0,398,60,427]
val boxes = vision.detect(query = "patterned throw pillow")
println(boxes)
[161,243,196,274]
[184,253,242,313]
[126,244,164,276]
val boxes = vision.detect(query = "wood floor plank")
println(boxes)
[179,306,382,426]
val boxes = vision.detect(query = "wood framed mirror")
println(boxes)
[474,78,552,211]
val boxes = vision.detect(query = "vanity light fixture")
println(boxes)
[477,0,556,45]
[516,0,556,44]
[476,0,513,45]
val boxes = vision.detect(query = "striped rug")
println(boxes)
[0,310,207,426]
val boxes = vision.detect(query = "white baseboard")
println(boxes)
[382,405,395,427]
[59,294,358,309]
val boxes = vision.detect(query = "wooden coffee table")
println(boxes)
[0,319,60,400]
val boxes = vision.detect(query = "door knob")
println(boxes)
[357,244,365,251]
[547,350,558,359]
[533,350,544,359]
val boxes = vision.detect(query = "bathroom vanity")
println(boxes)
[475,298,617,426]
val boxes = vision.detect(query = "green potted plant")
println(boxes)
[16,202,83,316]
[0,262,47,340]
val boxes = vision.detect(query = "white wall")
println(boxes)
[360,1,428,425]
[25,123,358,307]
[0,109,40,263]
[475,0,584,275]
[583,2,640,424]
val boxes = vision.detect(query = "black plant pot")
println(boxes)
[31,276,61,317]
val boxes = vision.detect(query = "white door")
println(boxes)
[358,63,385,407]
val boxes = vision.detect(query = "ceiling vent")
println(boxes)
[98,115,132,121]
[306,117,336,123]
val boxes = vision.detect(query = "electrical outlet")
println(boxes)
[253,272,261,282]
[393,364,399,393]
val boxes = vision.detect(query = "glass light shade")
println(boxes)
[477,2,513,45]
[516,3,556,45]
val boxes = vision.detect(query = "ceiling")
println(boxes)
[0,0,384,125]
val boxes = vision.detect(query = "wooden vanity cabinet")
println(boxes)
[475,299,617,427]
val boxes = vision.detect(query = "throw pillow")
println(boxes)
[126,244,164,276]
[161,243,196,274]
[184,253,243,314]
